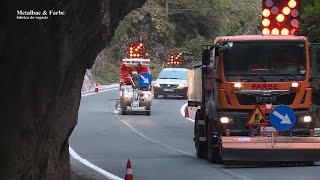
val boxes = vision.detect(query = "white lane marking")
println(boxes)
[82,88,118,97]
[117,117,194,157]
[69,147,123,180]
[180,103,195,122]
[70,86,123,180]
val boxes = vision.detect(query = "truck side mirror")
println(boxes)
[202,49,210,66]
[218,42,233,53]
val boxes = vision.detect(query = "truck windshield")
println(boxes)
[223,41,306,82]
[158,70,187,80]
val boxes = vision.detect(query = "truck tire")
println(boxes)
[194,109,207,159]
[207,120,222,164]
[121,103,127,115]
[145,106,151,116]
[154,94,158,99]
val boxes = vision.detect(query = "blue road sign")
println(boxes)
[269,105,296,131]
[138,73,152,87]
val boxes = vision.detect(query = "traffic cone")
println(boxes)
[184,106,189,118]
[124,159,133,180]
[95,83,99,92]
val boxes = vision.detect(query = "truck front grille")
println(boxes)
[160,84,178,89]
[235,91,296,105]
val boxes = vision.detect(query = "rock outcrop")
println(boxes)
[0,0,146,179]
[82,69,96,92]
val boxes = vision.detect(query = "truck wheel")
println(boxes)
[207,120,222,164]
[154,94,158,99]
[195,110,207,159]
[121,103,127,115]
[145,106,151,116]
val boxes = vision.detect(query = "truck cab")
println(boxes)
[188,35,320,164]
[212,35,313,135]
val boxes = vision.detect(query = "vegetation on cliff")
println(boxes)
[92,0,261,82]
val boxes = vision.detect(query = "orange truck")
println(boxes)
[187,35,320,164]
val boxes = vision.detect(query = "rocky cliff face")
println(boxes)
[82,69,96,92]
[0,0,146,179]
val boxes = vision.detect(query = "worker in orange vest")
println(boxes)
[136,62,148,74]
[120,63,133,85]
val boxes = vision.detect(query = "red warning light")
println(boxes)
[262,18,270,27]
[262,28,270,35]
[262,0,300,36]
[282,7,291,15]
[281,28,289,35]
[271,28,280,35]
[262,9,271,17]
[276,14,285,22]
[288,0,297,8]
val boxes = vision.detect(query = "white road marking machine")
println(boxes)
[118,58,152,115]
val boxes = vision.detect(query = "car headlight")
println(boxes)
[178,84,187,88]
[154,83,160,87]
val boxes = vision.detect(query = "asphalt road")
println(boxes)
[69,89,320,180]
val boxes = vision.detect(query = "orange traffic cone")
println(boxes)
[95,83,99,92]
[125,159,133,180]
[184,106,189,118]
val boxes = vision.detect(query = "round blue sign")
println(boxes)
[138,73,152,87]
[269,105,296,131]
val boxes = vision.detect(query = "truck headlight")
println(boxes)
[291,82,299,88]
[220,117,230,124]
[233,82,242,88]
[178,84,187,88]
[300,115,312,123]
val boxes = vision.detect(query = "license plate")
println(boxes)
[163,89,174,92]
[260,126,277,134]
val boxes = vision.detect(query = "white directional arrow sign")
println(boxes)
[272,111,292,124]
[140,75,149,84]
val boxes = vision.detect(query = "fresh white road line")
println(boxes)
[117,117,194,157]
[82,88,118,97]
[117,103,246,180]
[180,103,195,122]
[70,86,123,180]
[69,147,124,180]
